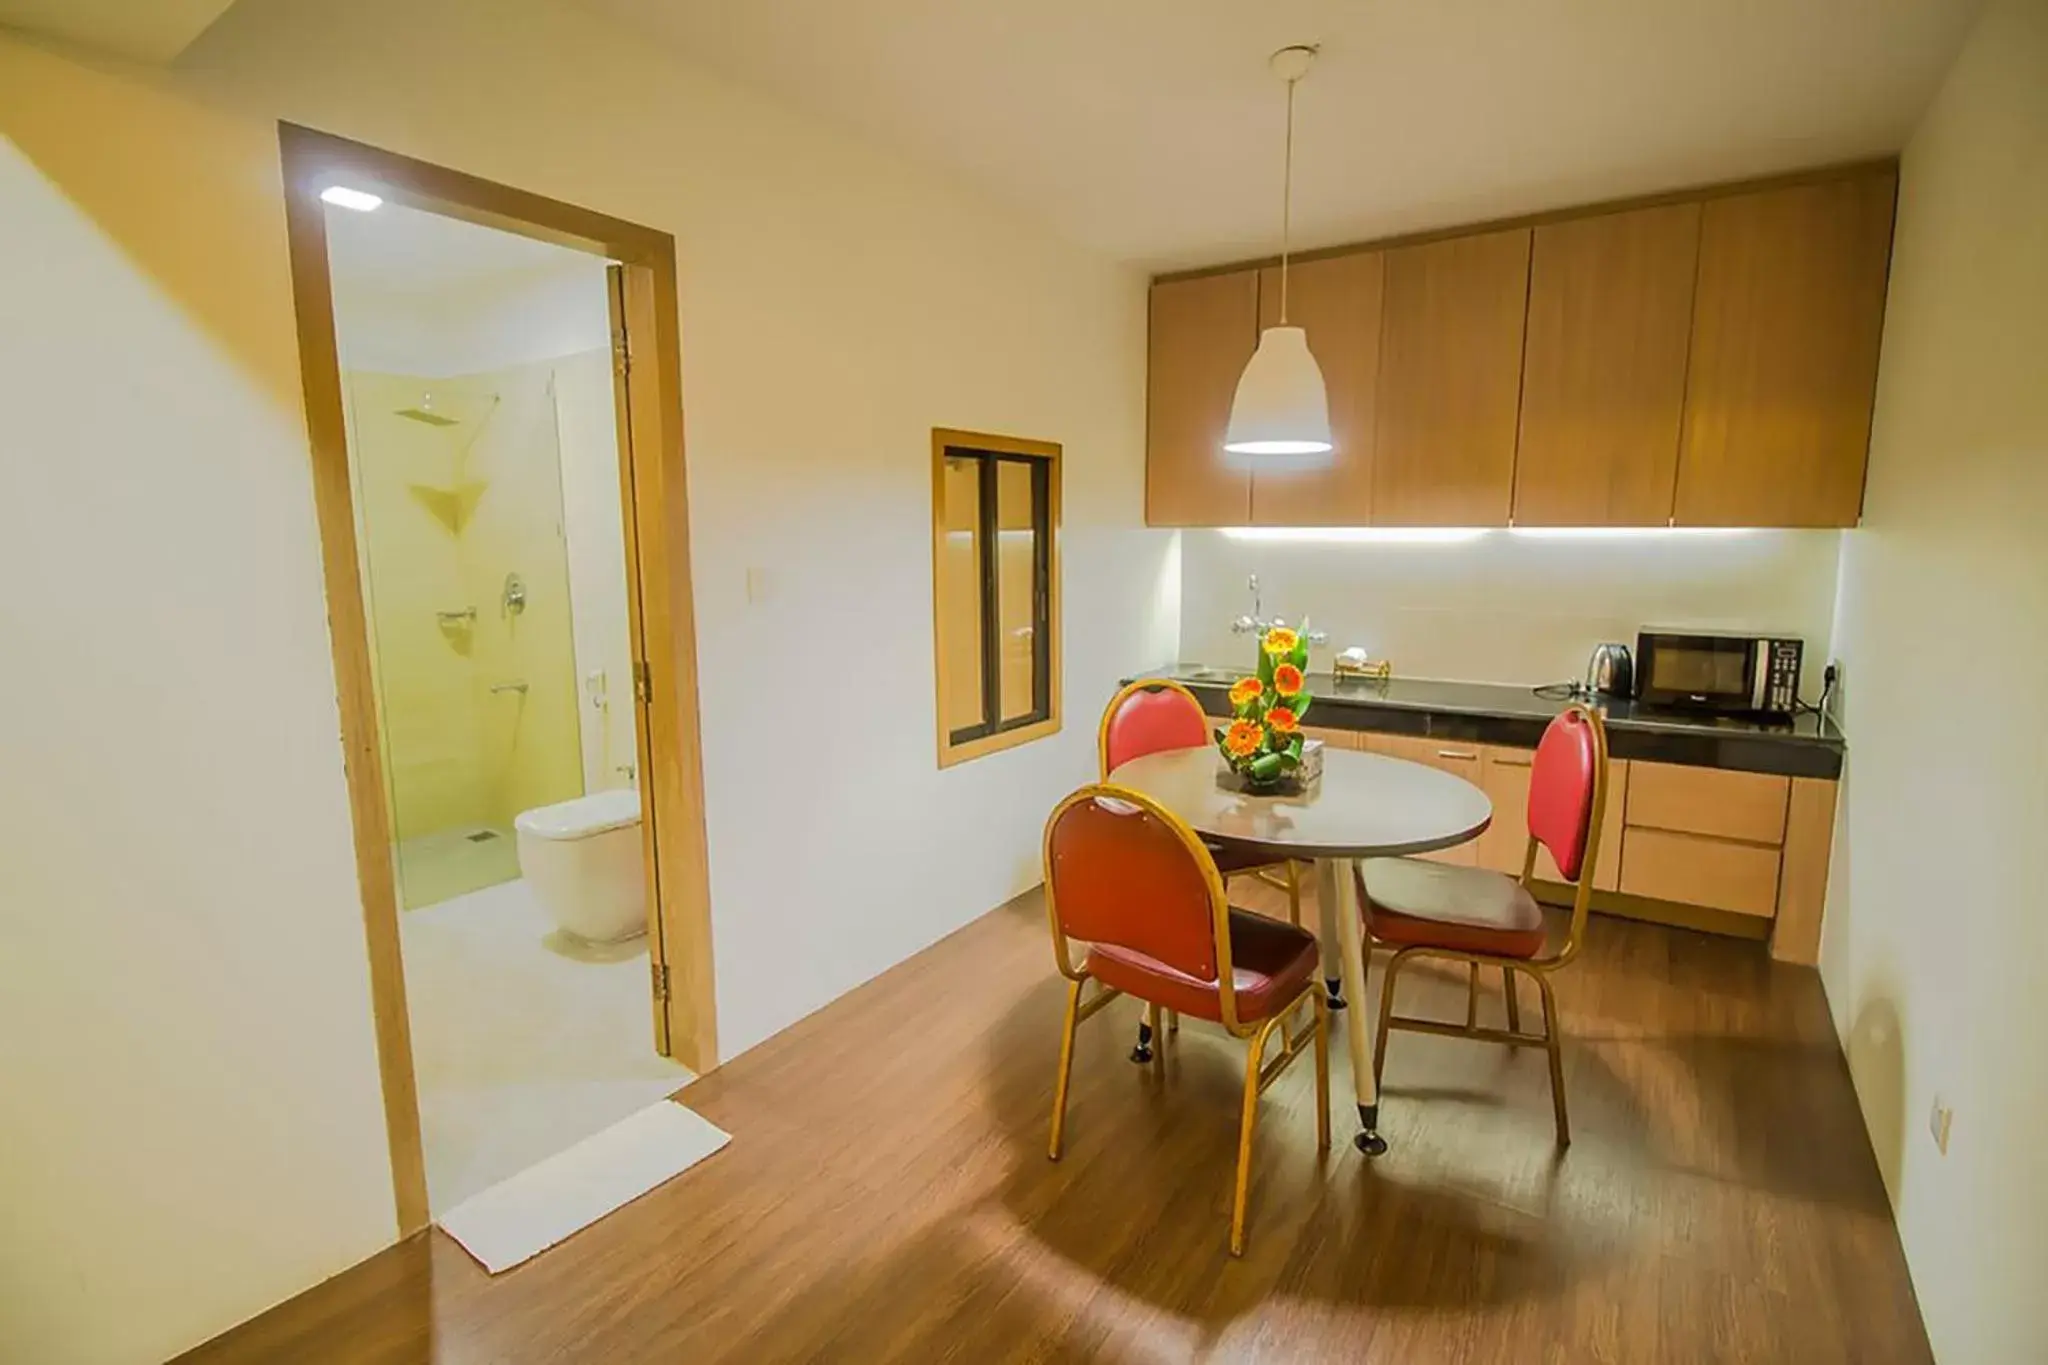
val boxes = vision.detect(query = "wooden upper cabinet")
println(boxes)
[1372,228,1532,526]
[1514,203,1701,526]
[1146,270,1255,526]
[1675,171,1896,527]
[1250,252,1383,525]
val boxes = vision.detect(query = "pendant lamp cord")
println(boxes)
[1280,72,1296,325]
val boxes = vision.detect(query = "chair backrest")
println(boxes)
[1528,705,1606,885]
[1099,680,1211,779]
[1043,785,1226,984]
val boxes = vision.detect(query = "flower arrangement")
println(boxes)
[1216,624,1313,793]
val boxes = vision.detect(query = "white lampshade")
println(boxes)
[1223,325,1333,469]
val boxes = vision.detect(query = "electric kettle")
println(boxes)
[1584,642,1634,699]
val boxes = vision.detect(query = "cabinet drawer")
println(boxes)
[1360,732,1482,865]
[1619,828,1781,917]
[1627,761,1790,845]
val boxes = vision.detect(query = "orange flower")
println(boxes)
[1227,676,1263,707]
[1262,626,1300,656]
[1267,707,1300,734]
[1223,718,1264,759]
[1273,663,1305,696]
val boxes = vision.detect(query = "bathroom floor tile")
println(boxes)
[399,877,692,1213]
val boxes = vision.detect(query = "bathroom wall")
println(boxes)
[343,353,587,878]
[1179,528,1844,693]
[344,369,491,842]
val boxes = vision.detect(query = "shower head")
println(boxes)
[394,392,460,426]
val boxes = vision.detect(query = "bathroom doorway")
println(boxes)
[280,126,717,1233]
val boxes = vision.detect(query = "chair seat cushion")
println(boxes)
[1087,908,1318,1025]
[1354,858,1548,960]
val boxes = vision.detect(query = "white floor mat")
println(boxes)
[437,1099,730,1273]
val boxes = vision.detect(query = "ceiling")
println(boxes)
[584,0,1979,269]
[0,0,240,63]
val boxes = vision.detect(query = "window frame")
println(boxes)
[930,428,1062,768]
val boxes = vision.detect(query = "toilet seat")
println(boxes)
[514,789,641,841]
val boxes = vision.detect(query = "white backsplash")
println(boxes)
[1178,529,1843,694]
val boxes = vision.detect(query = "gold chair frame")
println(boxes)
[1043,784,1330,1255]
[1370,705,1611,1147]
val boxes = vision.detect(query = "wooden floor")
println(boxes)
[181,882,1930,1364]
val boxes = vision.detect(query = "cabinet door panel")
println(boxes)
[1372,228,1531,526]
[1675,171,1895,527]
[1515,204,1700,526]
[1147,271,1255,526]
[1620,828,1781,917]
[1251,252,1382,525]
[1627,761,1790,845]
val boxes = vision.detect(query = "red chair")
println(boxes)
[1100,679,1306,1062]
[1043,785,1329,1255]
[1100,680,1305,925]
[1356,705,1610,1145]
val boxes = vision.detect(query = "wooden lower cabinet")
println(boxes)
[1320,724,1837,965]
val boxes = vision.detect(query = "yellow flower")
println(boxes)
[1267,707,1300,734]
[1227,676,1263,708]
[1223,719,1264,759]
[1262,627,1300,657]
[1274,663,1305,696]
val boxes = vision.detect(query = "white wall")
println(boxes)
[1820,2,2048,1361]
[1179,528,1842,691]
[0,1,1171,1358]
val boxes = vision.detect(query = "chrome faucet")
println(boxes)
[1229,575,1328,645]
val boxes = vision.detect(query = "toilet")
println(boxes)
[515,788,646,942]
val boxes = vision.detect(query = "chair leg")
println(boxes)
[1285,860,1303,927]
[1503,965,1521,1034]
[1130,1004,1155,1064]
[1229,1016,1281,1256]
[1465,961,1479,1029]
[1312,992,1332,1151]
[1372,951,1405,1093]
[1166,1008,1180,1037]
[1534,971,1571,1148]
[1048,979,1083,1161]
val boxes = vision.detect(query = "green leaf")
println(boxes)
[1291,641,1309,669]
[1256,647,1276,686]
[1249,752,1284,781]
[1293,694,1312,721]
[1275,747,1301,771]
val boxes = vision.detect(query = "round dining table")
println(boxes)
[1105,744,1493,1154]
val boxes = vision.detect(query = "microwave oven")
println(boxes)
[1634,631,1803,718]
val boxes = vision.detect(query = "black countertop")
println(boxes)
[1131,664,1846,780]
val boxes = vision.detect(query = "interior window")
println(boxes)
[931,429,1060,766]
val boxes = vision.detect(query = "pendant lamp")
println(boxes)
[1224,45,1333,469]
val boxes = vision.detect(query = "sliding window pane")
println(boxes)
[938,454,986,737]
[996,459,1044,724]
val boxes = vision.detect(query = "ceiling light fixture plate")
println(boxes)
[1269,44,1318,83]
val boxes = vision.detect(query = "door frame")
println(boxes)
[277,123,718,1234]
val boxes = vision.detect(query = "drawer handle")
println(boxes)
[1436,749,1477,761]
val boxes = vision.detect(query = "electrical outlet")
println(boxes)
[1929,1096,1954,1155]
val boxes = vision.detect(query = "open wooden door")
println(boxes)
[607,262,718,1070]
